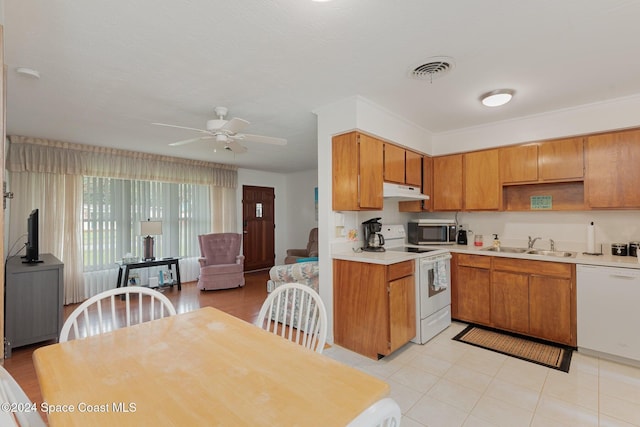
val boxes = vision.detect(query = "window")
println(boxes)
[83,177,210,271]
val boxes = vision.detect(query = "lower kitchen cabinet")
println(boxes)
[333,259,416,359]
[452,253,576,346]
[454,254,491,325]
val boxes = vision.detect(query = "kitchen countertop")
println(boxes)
[332,243,640,269]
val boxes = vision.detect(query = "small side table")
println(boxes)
[116,258,182,291]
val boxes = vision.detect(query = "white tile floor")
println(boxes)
[324,322,640,427]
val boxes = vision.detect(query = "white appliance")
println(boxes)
[407,219,457,245]
[382,224,452,344]
[382,182,429,201]
[577,264,640,364]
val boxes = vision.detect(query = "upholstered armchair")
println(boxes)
[197,233,245,291]
[284,228,318,264]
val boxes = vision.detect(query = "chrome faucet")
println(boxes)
[549,239,556,251]
[528,236,541,249]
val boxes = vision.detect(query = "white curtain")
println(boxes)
[6,136,238,303]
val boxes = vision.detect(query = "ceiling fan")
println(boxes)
[152,106,287,154]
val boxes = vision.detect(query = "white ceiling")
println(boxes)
[5,1,640,173]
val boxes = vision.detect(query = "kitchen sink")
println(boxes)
[481,246,576,258]
[526,249,576,258]
[481,246,529,253]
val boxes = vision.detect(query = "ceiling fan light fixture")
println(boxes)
[480,89,515,107]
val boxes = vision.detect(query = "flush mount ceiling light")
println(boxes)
[16,67,41,79]
[480,89,515,107]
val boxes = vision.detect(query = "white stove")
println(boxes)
[382,224,452,344]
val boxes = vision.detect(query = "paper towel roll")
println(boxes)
[587,222,596,253]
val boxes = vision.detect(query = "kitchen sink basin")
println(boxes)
[481,246,529,253]
[480,246,577,258]
[526,249,576,258]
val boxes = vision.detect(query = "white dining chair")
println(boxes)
[0,365,46,427]
[347,398,402,427]
[255,282,328,353]
[59,286,177,342]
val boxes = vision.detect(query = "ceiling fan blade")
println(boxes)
[152,122,210,134]
[226,140,248,154]
[240,133,288,146]
[221,117,250,134]
[169,136,214,146]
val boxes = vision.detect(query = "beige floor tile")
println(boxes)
[534,395,598,427]
[406,395,469,427]
[600,394,640,426]
[462,415,499,427]
[408,352,454,377]
[455,347,506,377]
[495,356,549,391]
[570,351,600,376]
[599,413,640,427]
[386,378,424,415]
[421,338,469,364]
[485,378,541,412]
[397,415,426,427]
[543,368,598,410]
[470,395,534,427]
[444,364,493,393]
[389,365,440,393]
[426,378,482,412]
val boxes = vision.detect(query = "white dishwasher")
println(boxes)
[577,264,640,363]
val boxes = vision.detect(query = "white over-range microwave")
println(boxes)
[408,219,457,245]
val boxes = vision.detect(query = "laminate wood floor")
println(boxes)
[2,270,270,424]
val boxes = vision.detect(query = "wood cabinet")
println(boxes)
[333,259,416,359]
[452,254,576,346]
[454,254,491,325]
[500,137,584,184]
[384,144,422,187]
[432,154,463,211]
[586,129,640,209]
[399,155,432,212]
[464,149,500,210]
[332,132,384,211]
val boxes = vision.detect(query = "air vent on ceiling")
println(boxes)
[408,56,455,82]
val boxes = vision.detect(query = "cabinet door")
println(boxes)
[332,132,360,210]
[456,266,491,325]
[358,134,384,209]
[432,154,463,211]
[500,144,538,183]
[529,275,574,345]
[586,130,640,208]
[491,270,529,334]
[540,137,584,181]
[384,144,406,184]
[388,275,416,354]
[405,151,423,187]
[465,149,500,210]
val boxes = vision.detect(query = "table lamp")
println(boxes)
[140,220,162,261]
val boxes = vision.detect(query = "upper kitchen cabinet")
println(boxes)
[500,137,584,184]
[398,154,430,213]
[383,144,423,187]
[464,149,500,210]
[432,154,463,211]
[332,132,384,211]
[586,128,640,209]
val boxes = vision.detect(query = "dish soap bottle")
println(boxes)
[492,234,501,248]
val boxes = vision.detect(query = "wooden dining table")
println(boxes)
[33,306,390,426]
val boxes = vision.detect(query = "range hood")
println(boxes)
[383,182,429,201]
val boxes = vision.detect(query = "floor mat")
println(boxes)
[452,325,573,372]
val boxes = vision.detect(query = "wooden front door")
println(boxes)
[242,186,275,271]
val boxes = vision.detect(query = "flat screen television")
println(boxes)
[23,208,42,264]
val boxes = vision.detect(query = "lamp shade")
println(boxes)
[140,221,162,236]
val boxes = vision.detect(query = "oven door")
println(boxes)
[418,254,452,318]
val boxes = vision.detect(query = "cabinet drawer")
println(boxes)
[388,260,414,281]
[493,257,572,278]
[457,254,491,269]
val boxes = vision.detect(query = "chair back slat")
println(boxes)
[60,287,177,342]
[255,282,328,353]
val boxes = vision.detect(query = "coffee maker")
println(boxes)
[362,217,385,252]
